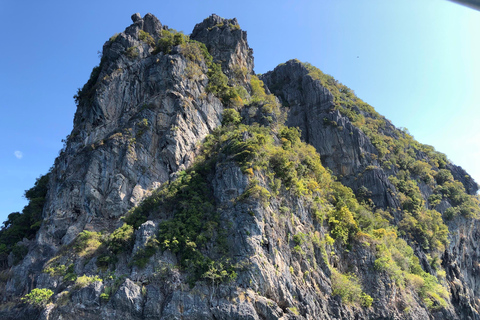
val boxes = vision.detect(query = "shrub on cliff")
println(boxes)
[22,288,53,308]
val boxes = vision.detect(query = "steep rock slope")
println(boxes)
[1,13,480,320]
[261,60,480,318]
[262,60,478,209]
[2,12,250,307]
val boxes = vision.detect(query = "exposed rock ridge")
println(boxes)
[261,59,478,208]
[261,59,480,319]
[2,12,254,307]
[261,60,401,210]
[191,14,254,81]
[1,13,480,320]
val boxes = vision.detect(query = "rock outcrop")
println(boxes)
[1,13,479,320]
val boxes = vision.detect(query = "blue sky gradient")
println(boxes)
[1,0,479,224]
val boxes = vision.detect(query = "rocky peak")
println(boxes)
[40,12,230,249]
[126,12,163,40]
[191,14,254,80]
[2,12,480,320]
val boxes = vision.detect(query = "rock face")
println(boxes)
[191,14,254,80]
[1,13,480,320]
[261,60,478,210]
[42,14,228,247]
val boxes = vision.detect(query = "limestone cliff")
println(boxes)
[1,13,479,320]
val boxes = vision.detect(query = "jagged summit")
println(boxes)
[1,13,480,320]
[191,14,254,79]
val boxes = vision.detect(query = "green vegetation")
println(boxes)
[109,33,119,42]
[154,167,236,284]
[120,90,451,306]
[288,306,300,315]
[120,80,280,284]
[206,62,245,106]
[331,269,373,307]
[21,288,53,308]
[64,264,77,282]
[64,56,468,311]
[96,223,134,270]
[206,20,240,31]
[151,28,243,106]
[299,62,477,308]
[203,70,452,308]
[0,173,49,268]
[43,264,67,277]
[108,223,134,254]
[130,237,159,268]
[303,62,479,225]
[74,62,103,105]
[153,29,188,54]
[100,292,110,301]
[123,117,240,283]
[126,46,139,59]
[74,274,102,289]
[138,30,155,46]
[74,230,102,257]
[222,108,242,125]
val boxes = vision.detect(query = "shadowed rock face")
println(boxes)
[1,13,480,320]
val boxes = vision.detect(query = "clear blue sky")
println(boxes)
[1,0,479,224]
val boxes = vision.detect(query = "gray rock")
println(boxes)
[110,279,143,317]
[131,13,142,23]
[191,14,254,81]
[2,12,480,320]
[132,220,158,255]
[71,281,103,307]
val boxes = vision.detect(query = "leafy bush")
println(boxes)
[179,41,208,64]
[74,231,102,257]
[139,30,155,46]
[419,272,449,310]
[100,292,110,301]
[126,46,139,58]
[64,264,77,282]
[327,206,358,243]
[124,188,162,228]
[222,108,242,125]
[95,223,135,270]
[435,169,454,185]
[240,179,271,207]
[155,168,224,282]
[74,275,102,289]
[154,29,188,54]
[398,210,448,252]
[331,269,372,307]
[206,63,228,93]
[43,264,67,277]
[74,63,103,104]
[22,288,53,308]
[293,233,307,246]
[109,223,134,254]
[130,237,159,268]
